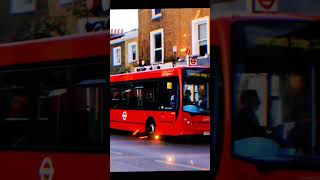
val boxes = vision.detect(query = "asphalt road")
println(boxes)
[110,131,210,172]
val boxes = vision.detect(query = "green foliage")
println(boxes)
[66,0,88,18]
[111,65,133,74]
[30,16,69,39]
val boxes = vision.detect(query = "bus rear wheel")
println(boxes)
[146,120,155,139]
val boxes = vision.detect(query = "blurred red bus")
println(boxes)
[212,15,320,179]
[0,32,108,179]
[110,66,210,137]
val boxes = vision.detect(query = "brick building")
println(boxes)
[124,30,139,72]
[138,8,210,67]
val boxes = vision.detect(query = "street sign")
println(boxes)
[186,48,191,55]
[189,57,198,66]
[253,0,278,13]
[173,46,177,53]
[259,0,275,9]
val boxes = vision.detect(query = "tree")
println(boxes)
[66,0,88,18]
[29,16,69,39]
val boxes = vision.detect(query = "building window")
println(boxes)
[9,0,36,14]
[128,42,138,63]
[113,46,121,66]
[192,16,210,58]
[151,9,162,20]
[150,29,164,64]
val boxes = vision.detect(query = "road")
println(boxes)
[110,131,210,172]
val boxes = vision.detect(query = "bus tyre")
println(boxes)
[146,121,155,139]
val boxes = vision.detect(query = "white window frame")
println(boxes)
[192,16,210,59]
[151,9,162,20]
[9,0,36,14]
[128,42,138,63]
[113,46,121,66]
[150,28,164,64]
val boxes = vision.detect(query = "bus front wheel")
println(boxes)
[146,120,155,139]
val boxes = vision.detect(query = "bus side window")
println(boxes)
[170,93,175,108]
[141,81,157,110]
[128,89,137,109]
[111,85,128,109]
[111,87,121,109]
[158,78,178,110]
[132,83,143,109]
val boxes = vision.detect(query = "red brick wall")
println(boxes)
[138,8,210,65]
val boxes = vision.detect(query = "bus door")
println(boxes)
[158,78,179,123]
[78,80,107,145]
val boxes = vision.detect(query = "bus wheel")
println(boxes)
[146,120,155,139]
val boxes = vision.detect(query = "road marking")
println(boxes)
[154,160,209,171]
[111,151,123,155]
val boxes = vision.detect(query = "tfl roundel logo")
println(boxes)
[39,157,54,180]
[122,111,127,120]
[254,0,278,12]
[258,0,275,9]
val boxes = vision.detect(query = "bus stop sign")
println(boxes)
[189,57,198,66]
[259,0,275,9]
[253,0,278,12]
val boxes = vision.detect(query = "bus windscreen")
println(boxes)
[183,69,210,115]
[233,21,320,63]
[231,20,320,169]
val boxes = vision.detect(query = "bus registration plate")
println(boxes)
[204,131,210,136]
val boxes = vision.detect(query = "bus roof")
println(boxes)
[0,31,109,67]
[110,65,209,83]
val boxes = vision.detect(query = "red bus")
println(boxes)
[212,15,320,179]
[110,66,210,137]
[0,32,108,179]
